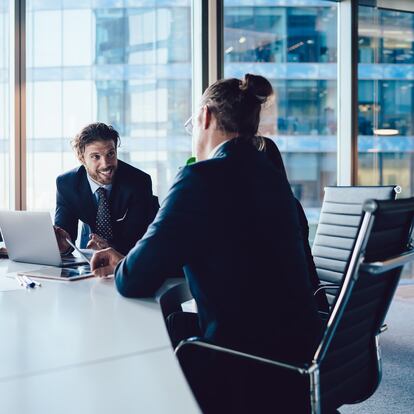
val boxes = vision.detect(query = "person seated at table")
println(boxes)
[91,74,324,412]
[54,122,159,255]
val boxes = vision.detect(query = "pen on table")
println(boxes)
[15,275,26,287]
[22,275,41,287]
[21,275,36,288]
[16,275,40,288]
[16,275,32,288]
[23,278,35,288]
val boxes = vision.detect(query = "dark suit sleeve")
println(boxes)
[54,177,78,242]
[115,167,207,298]
[142,174,159,226]
[149,195,160,224]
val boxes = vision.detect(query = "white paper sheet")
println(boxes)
[181,299,197,313]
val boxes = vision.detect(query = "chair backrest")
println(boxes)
[315,197,414,412]
[159,282,193,322]
[312,186,398,300]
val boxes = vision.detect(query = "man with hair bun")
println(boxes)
[54,122,158,255]
[91,76,323,412]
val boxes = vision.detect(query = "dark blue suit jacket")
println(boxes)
[115,139,323,363]
[263,137,329,312]
[55,160,158,255]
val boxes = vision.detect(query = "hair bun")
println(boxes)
[239,73,273,103]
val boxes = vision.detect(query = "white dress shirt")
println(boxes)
[207,139,231,159]
[87,174,112,206]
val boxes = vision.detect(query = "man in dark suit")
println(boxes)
[91,75,323,359]
[55,123,158,255]
[91,75,323,412]
[93,137,323,355]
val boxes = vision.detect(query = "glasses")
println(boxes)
[184,105,207,135]
[184,116,193,136]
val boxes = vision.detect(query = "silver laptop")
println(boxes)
[0,211,89,267]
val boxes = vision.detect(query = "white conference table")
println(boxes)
[0,258,200,414]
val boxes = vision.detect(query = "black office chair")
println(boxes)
[175,197,414,413]
[313,185,399,304]
[159,281,193,323]
[159,282,196,347]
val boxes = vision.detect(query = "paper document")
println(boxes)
[181,299,197,313]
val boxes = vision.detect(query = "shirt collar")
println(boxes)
[87,174,112,194]
[207,139,231,159]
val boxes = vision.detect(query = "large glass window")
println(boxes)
[358,6,414,198]
[223,0,338,233]
[358,5,414,279]
[26,1,192,210]
[0,0,10,209]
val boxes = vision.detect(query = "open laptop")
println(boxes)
[0,211,90,267]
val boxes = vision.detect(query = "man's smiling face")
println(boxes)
[80,139,118,185]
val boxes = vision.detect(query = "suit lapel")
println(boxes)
[77,168,97,230]
[109,165,132,221]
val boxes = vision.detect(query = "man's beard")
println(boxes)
[88,165,117,185]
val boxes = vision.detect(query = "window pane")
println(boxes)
[358,6,414,279]
[26,1,192,211]
[358,7,414,198]
[0,0,10,209]
[223,0,338,236]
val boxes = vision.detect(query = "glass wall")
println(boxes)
[26,0,192,210]
[223,0,338,232]
[0,0,10,210]
[358,6,414,198]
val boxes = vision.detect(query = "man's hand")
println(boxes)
[53,226,73,254]
[91,247,124,277]
[0,247,8,257]
[87,233,109,250]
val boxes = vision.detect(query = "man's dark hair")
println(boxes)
[72,122,120,159]
[201,73,273,137]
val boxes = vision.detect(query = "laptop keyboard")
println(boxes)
[61,256,88,266]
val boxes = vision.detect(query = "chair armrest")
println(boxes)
[314,283,341,297]
[175,338,314,413]
[175,337,308,375]
[379,323,388,334]
[361,249,414,275]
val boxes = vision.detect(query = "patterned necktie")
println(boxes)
[95,187,113,241]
